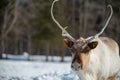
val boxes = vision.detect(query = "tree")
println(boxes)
[1,0,18,58]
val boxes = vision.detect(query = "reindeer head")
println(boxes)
[51,0,113,71]
[64,38,98,70]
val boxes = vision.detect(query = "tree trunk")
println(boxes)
[1,37,6,59]
[83,0,88,37]
[0,46,2,58]
[60,46,65,62]
[0,0,18,59]
[27,33,32,60]
[51,49,54,62]
[71,0,81,38]
[19,39,23,55]
[46,43,49,62]
[14,35,19,55]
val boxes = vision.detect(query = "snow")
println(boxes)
[0,60,79,80]
[2,54,71,62]
[0,55,120,80]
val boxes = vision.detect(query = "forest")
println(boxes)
[0,0,120,61]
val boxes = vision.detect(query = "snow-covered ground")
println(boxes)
[0,60,79,80]
[0,54,120,80]
[2,53,71,62]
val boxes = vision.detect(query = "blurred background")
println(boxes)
[0,0,120,80]
[0,0,120,61]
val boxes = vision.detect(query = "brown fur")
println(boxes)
[107,73,117,80]
[71,41,97,70]
[64,39,74,48]
[79,52,90,69]
[97,74,117,80]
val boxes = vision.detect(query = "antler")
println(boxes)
[51,0,75,41]
[86,5,113,41]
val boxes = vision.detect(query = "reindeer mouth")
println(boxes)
[72,68,80,72]
[71,62,83,72]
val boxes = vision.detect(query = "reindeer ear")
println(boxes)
[88,41,98,49]
[64,39,74,48]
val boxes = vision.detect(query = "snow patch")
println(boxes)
[0,60,79,80]
[0,59,120,80]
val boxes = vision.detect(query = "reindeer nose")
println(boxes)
[71,63,82,71]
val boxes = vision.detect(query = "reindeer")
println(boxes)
[51,0,120,80]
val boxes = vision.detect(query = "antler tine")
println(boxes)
[95,5,113,38]
[86,5,113,42]
[51,0,75,41]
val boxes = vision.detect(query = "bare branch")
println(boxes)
[51,0,75,41]
[2,2,13,34]
[4,0,18,36]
